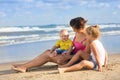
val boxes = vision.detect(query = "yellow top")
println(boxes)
[55,39,72,50]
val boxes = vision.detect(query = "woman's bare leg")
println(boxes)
[58,60,94,74]
[60,52,81,67]
[80,51,90,60]
[12,50,52,72]
[60,51,89,67]
[57,55,73,65]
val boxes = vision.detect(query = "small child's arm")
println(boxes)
[91,43,102,71]
[50,45,58,53]
[50,40,60,53]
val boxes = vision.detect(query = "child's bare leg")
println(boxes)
[58,60,94,74]
[12,50,51,72]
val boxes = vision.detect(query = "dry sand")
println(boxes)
[0,54,120,80]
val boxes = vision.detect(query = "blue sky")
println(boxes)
[0,0,120,26]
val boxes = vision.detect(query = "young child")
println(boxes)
[58,25,108,73]
[50,29,73,57]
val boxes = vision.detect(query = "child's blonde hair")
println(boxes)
[60,29,69,35]
[86,25,100,39]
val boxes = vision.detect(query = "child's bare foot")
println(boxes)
[58,68,65,74]
[11,65,26,73]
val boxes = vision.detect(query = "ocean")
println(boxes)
[0,24,120,46]
[0,24,120,63]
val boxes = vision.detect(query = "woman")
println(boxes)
[58,25,108,73]
[12,17,90,73]
[59,17,91,67]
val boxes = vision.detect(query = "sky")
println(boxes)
[0,0,120,26]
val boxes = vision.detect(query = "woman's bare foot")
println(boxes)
[58,68,66,74]
[12,65,26,73]
[12,64,22,67]
[58,64,69,68]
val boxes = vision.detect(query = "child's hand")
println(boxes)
[103,60,107,67]
[98,66,102,72]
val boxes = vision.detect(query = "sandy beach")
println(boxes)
[0,54,120,80]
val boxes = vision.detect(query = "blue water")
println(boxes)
[0,40,55,63]
[0,23,120,46]
[0,24,120,63]
[100,35,120,53]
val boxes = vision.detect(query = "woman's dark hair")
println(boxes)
[70,17,87,29]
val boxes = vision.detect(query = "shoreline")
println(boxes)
[0,54,120,80]
[0,53,119,65]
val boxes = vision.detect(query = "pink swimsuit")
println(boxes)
[73,37,86,54]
